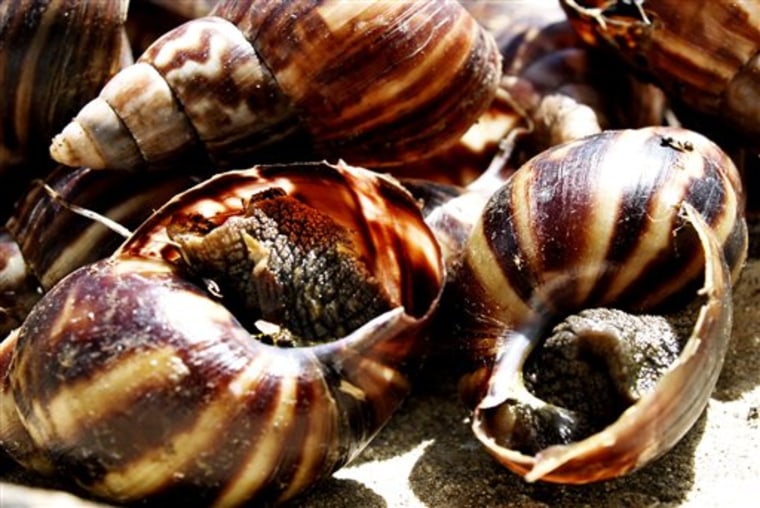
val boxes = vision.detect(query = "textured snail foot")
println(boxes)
[472,205,734,483]
[167,186,394,346]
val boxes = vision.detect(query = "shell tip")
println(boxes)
[49,121,107,169]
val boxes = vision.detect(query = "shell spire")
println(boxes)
[49,0,502,171]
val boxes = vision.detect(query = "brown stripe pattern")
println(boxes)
[560,0,760,137]
[448,125,746,483]
[49,0,502,171]
[0,0,128,172]
[454,126,746,402]
[7,166,197,290]
[2,161,444,505]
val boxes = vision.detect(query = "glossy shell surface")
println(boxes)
[49,0,502,171]
[445,126,747,483]
[0,162,444,505]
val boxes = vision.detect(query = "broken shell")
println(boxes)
[447,126,747,482]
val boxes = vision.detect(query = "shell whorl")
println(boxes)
[49,0,502,171]
[461,127,745,336]
[2,161,444,505]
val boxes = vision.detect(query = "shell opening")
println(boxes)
[491,302,699,457]
[127,163,445,350]
[166,186,396,347]
[472,203,735,483]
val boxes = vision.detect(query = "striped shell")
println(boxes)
[6,165,197,290]
[0,0,131,215]
[559,0,760,138]
[446,126,747,482]
[49,0,502,172]
[0,161,444,505]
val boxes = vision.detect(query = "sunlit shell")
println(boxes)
[0,161,444,505]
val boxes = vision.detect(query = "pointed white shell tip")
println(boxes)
[49,121,107,169]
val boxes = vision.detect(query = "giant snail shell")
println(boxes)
[49,0,502,172]
[6,165,199,291]
[440,126,747,483]
[0,161,445,505]
[559,0,760,139]
[0,0,132,216]
[400,1,671,273]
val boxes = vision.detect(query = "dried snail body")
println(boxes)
[49,0,502,172]
[0,161,444,506]
[560,0,760,139]
[444,126,747,483]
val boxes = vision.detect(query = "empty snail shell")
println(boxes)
[559,0,760,138]
[444,126,747,483]
[49,0,502,172]
[0,161,444,505]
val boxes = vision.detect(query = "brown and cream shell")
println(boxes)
[49,0,502,172]
[0,161,444,505]
[442,126,747,482]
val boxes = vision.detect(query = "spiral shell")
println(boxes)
[0,161,444,505]
[559,0,760,138]
[49,0,502,172]
[445,126,747,482]
[0,0,131,176]
[6,165,197,290]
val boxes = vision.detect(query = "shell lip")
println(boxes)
[471,203,735,484]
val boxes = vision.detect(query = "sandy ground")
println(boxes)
[1,218,758,507]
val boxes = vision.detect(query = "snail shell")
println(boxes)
[0,232,41,336]
[0,0,132,222]
[559,0,760,138]
[0,161,444,505]
[445,126,747,482]
[6,165,198,291]
[0,0,131,179]
[49,0,502,172]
